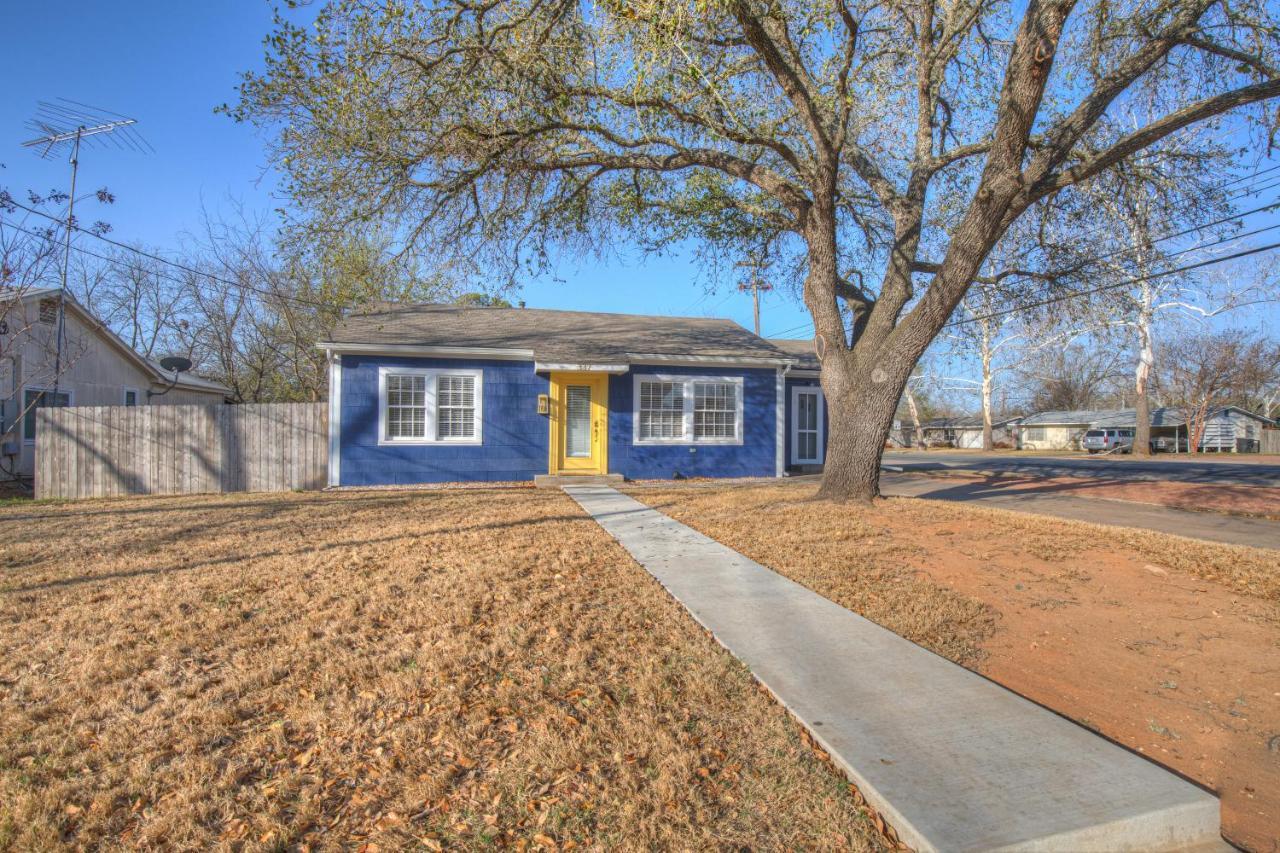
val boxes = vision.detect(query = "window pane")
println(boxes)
[23,389,70,440]
[385,374,426,439]
[436,374,476,439]
[693,381,735,439]
[638,380,684,440]
[565,385,592,457]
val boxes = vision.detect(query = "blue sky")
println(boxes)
[1,0,811,338]
[2,1,1275,361]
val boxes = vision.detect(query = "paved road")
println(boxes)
[885,450,1280,487]
[880,472,1280,549]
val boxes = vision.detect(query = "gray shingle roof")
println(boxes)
[1018,409,1113,426]
[325,303,792,364]
[765,338,820,370]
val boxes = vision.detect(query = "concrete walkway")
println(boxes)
[880,472,1280,550]
[566,485,1228,852]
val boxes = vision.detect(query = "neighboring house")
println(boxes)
[1014,410,1106,450]
[1015,406,1275,452]
[1091,406,1275,453]
[319,303,826,485]
[920,415,1021,449]
[0,288,230,479]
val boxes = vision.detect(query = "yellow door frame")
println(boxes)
[548,372,609,475]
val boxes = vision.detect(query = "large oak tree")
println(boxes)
[230,0,1280,500]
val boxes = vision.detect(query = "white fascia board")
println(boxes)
[327,352,341,487]
[626,352,794,368]
[534,362,630,374]
[316,342,535,361]
[787,369,821,378]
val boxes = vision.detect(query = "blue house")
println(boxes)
[319,304,826,486]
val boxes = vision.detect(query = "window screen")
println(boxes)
[693,381,736,439]
[385,374,426,439]
[436,374,476,440]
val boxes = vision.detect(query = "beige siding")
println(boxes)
[1,302,224,477]
[1018,425,1082,451]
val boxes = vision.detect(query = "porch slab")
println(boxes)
[564,485,1227,852]
[533,473,624,489]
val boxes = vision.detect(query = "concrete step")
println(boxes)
[533,473,624,489]
[566,485,1227,853]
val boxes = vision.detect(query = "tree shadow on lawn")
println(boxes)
[905,473,1279,518]
[0,487,535,524]
[0,512,591,595]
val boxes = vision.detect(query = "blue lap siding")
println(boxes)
[338,354,549,485]
[607,365,778,480]
[337,356,780,484]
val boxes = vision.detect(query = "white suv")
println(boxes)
[1081,428,1134,453]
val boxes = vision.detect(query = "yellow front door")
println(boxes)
[550,372,609,474]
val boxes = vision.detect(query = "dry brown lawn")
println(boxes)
[628,481,1280,852]
[0,489,881,851]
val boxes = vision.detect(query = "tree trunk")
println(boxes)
[905,383,925,448]
[817,378,900,502]
[1134,386,1150,455]
[980,354,994,452]
[817,343,916,502]
[1132,288,1154,456]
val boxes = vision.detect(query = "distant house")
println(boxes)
[919,415,1021,449]
[319,303,825,486]
[1014,406,1275,452]
[1013,410,1103,450]
[1,288,230,480]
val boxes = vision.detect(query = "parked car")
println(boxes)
[1082,428,1135,454]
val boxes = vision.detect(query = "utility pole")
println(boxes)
[21,100,148,396]
[736,256,773,335]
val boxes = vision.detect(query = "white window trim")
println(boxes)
[376,366,483,446]
[790,384,825,464]
[22,385,73,444]
[122,386,141,407]
[632,373,744,446]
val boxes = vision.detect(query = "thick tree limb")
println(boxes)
[1033,76,1280,198]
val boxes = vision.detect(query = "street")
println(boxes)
[885,450,1280,487]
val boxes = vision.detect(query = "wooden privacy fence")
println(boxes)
[36,403,327,500]
[1263,429,1280,455]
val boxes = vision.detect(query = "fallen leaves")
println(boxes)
[0,488,880,851]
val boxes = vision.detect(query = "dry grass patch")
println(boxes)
[0,489,880,850]
[626,481,1280,851]
[630,484,999,666]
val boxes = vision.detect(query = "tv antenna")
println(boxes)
[20,99,151,394]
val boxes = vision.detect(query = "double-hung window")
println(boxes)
[634,374,743,445]
[379,367,482,445]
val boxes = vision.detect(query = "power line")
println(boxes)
[944,239,1280,327]
[0,217,328,309]
[762,159,1280,339]
[764,192,1280,339]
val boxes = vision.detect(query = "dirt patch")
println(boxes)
[920,469,1280,520]
[629,482,1280,852]
[0,489,881,850]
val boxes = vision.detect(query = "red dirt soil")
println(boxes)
[634,485,1280,851]
[910,518,1280,851]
